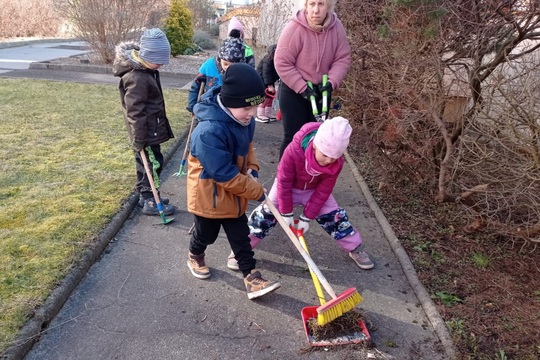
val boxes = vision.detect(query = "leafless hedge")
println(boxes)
[0,0,63,38]
[338,0,540,245]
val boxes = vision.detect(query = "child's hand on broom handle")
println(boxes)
[297,213,310,234]
[246,168,267,195]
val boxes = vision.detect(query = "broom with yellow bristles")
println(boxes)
[265,199,363,326]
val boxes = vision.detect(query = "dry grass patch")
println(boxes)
[0,78,189,352]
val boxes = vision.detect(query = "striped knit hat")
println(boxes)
[139,28,171,65]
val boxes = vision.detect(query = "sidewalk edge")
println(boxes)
[1,126,190,360]
[344,151,458,360]
[28,62,194,78]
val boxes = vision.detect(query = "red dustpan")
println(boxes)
[301,306,371,346]
[289,226,371,346]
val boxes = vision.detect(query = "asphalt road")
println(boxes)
[1,68,194,89]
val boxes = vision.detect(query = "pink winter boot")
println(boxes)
[265,106,277,122]
[256,106,269,123]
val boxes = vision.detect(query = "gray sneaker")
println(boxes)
[244,270,281,299]
[349,246,374,270]
[227,251,240,271]
[142,198,175,216]
[187,252,211,279]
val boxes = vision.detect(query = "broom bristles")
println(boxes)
[316,288,363,326]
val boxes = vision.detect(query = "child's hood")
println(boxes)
[112,41,146,77]
[193,87,232,124]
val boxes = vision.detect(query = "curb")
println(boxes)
[28,62,193,79]
[1,126,190,360]
[344,151,458,360]
[0,38,82,50]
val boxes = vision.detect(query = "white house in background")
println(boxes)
[218,6,260,45]
[257,0,302,47]
[216,0,302,47]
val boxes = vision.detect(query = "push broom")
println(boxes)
[265,199,362,326]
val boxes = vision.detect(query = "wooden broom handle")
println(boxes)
[265,199,337,299]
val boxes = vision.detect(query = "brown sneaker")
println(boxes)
[244,270,281,300]
[187,252,211,279]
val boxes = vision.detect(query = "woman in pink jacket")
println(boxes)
[226,117,374,271]
[274,0,351,157]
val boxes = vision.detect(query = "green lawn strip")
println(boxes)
[0,78,189,352]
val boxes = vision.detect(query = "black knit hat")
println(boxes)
[220,63,265,108]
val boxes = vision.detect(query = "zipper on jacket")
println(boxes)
[212,182,217,208]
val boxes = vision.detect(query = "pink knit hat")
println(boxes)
[313,117,352,158]
[228,16,245,37]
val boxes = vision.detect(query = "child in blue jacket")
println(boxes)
[186,63,281,300]
[186,37,245,115]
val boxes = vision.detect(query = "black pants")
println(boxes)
[135,144,163,199]
[189,214,255,277]
[278,82,332,158]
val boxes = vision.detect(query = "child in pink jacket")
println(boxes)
[227,117,374,270]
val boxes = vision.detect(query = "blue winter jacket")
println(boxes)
[186,87,265,218]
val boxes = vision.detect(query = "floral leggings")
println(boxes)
[247,180,363,252]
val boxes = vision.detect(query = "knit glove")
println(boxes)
[300,85,317,101]
[132,141,146,152]
[281,213,294,228]
[320,81,333,97]
[297,213,311,234]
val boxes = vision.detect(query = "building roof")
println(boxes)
[218,6,260,23]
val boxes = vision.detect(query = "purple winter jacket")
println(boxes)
[274,9,351,93]
[276,122,344,219]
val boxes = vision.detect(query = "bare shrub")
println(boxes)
[338,0,540,244]
[55,0,169,63]
[0,0,63,38]
[455,58,540,244]
[256,0,299,47]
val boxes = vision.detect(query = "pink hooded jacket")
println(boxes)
[276,122,344,219]
[275,10,351,93]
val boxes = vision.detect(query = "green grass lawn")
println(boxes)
[0,78,190,352]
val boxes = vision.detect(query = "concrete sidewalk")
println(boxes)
[1,40,456,360]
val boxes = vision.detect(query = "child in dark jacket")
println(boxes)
[255,44,279,123]
[227,117,374,271]
[112,28,176,216]
[186,63,281,300]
